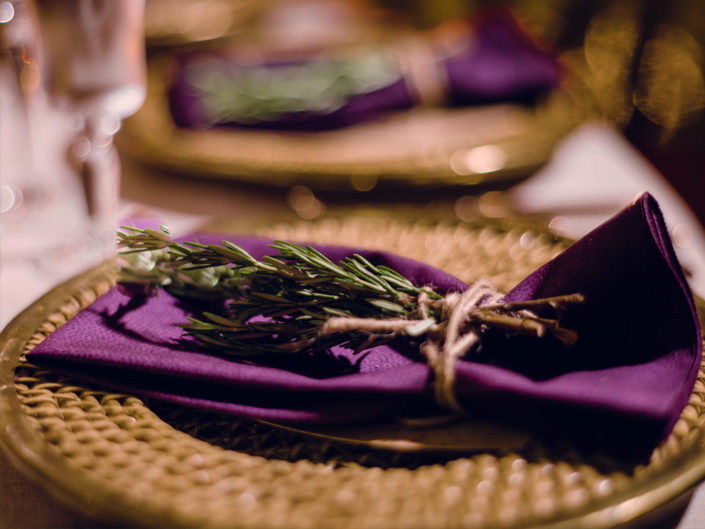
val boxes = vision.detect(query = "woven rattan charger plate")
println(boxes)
[116,54,586,192]
[2,214,705,529]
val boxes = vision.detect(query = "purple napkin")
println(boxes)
[168,10,562,131]
[28,194,701,459]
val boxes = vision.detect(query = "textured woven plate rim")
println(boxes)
[1,229,705,528]
[0,262,172,527]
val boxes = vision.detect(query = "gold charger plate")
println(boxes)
[1,214,705,529]
[117,54,586,191]
[143,0,265,47]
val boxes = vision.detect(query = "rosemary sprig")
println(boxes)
[117,226,445,355]
[117,226,583,358]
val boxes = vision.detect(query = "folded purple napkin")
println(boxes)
[168,10,562,131]
[28,194,701,459]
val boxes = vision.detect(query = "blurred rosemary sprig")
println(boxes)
[188,52,401,125]
[117,226,583,358]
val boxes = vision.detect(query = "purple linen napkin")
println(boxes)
[28,194,701,459]
[168,10,562,131]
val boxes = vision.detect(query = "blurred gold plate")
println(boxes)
[143,0,265,47]
[2,214,705,529]
[118,55,586,191]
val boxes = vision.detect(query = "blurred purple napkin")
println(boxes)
[28,194,701,459]
[169,10,562,131]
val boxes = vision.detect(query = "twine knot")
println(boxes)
[321,279,506,413]
[417,280,503,411]
[320,281,581,413]
[395,36,449,107]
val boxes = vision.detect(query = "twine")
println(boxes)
[395,36,449,107]
[321,280,503,412]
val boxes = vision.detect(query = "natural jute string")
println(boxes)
[395,36,449,107]
[321,280,503,412]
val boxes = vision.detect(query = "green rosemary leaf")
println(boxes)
[142,228,172,242]
[183,316,222,330]
[343,257,395,295]
[200,312,245,328]
[261,256,304,278]
[250,292,294,303]
[350,253,380,272]
[366,299,406,314]
[192,334,236,348]
[296,277,335,285]
[170,242,192,255]
[222,240,258,264]
[323,306,355,318]
[273,241,347,277]
[376,265,420,291]
[295,290,340,301]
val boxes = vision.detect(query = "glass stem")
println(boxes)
[71,113,121,249]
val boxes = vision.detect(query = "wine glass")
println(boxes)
[32,0,146,270]
[0,0,44,231]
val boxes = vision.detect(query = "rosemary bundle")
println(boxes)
[117,226,583,360]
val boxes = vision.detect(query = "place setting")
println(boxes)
[118,0,594,191]
[2,1,705,529]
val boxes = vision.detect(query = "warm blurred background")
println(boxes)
[4,0,704,230]
[122,0,705,223]
[2,0,704,305]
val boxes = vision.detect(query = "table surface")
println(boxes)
[3,67,705,527]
